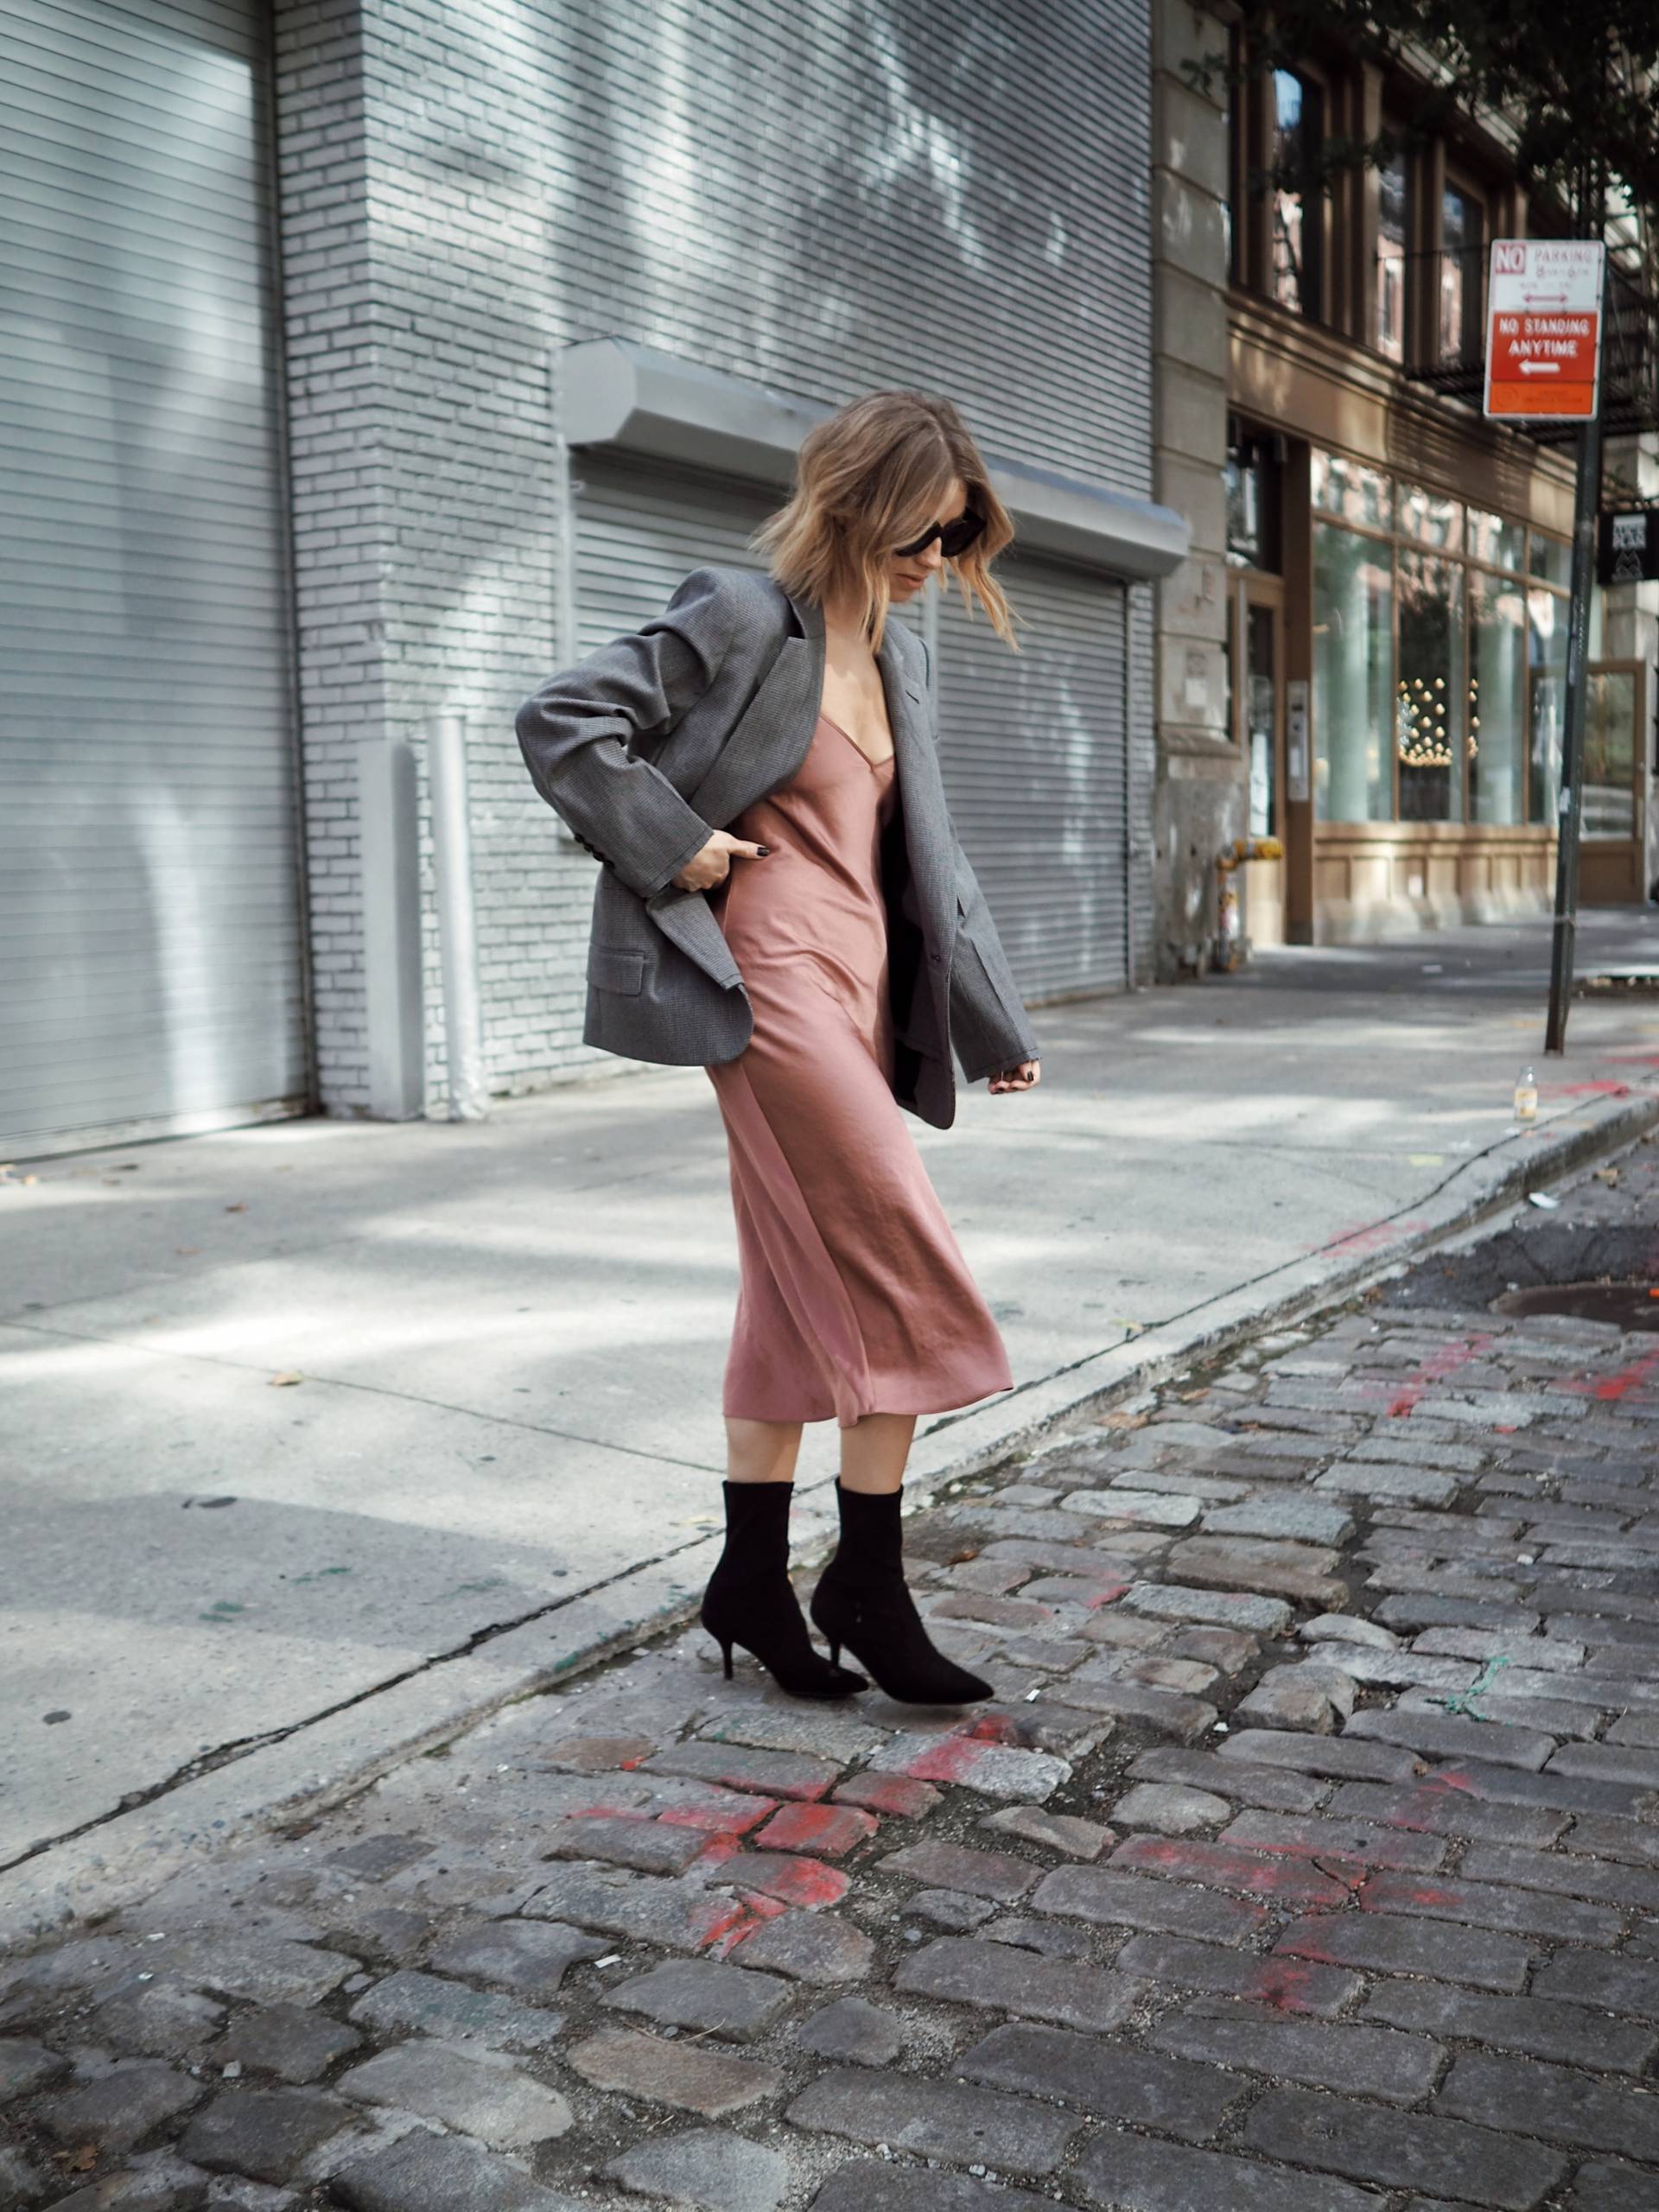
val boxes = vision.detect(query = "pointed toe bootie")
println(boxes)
[810,1480,993,1706]
[700,1481,867,1700]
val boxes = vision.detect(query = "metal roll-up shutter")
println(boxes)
[574,451,775,645]
[938,556,1128,1002]
[0,0,305,1158]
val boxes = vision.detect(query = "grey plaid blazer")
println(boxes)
[515,566,1039,1130]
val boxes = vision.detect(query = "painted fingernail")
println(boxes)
[754,845,771,855]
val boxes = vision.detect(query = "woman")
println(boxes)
[517,391,1039,1708]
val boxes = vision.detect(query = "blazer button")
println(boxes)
[928,950,944,966]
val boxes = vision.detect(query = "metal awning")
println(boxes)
[562,339,1190,581]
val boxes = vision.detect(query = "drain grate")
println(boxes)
[1492,1280,1659,1330]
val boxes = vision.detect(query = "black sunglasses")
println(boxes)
[893,510,986,560]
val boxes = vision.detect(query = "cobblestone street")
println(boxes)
[5,1135,1659,2212]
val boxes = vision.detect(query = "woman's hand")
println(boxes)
[671,831,771,892]
[988,1058,1039,1095]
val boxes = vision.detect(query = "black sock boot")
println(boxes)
[810,1481,993,1706]
[700,1482,868,1700]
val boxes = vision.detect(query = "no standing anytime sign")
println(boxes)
[1484,238,1605,421]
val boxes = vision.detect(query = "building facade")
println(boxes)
[1148,2,1659,970]
[2,0,1181,1158]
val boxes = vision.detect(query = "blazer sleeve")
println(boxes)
[515,566,738,900]
[916,638,1041,1082]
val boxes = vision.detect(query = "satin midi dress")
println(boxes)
[704,713,1013,1429]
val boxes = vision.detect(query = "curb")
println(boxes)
[4,1082,1656,1953]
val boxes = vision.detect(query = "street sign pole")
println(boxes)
[1544,259,1610,1057]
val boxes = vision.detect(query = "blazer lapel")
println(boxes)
[879,622,956,957]
[686,586,823,830]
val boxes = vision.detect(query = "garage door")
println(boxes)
[0,0,307,1158]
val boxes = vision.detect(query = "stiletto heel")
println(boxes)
[700,1482,867,1701]
[810,1480,993,1706]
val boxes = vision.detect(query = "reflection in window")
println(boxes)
[1398,483,1462,550]
[1584,671,1637,837]
[1440,185,1484,361]
[1271,71,1320,318]
[1468,572,1527,825]
[1313,521,1393,822]
[1529,532,1573,590]
[1311,448,1390,531]
[1528,588,1566,825]
[1397,550,1464,821]
[1466,509,1526,573]
[1376,150,1407,359]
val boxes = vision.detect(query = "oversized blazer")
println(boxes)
[514,564,1039,1131]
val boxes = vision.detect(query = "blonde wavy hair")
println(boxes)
[755,391,1016,652]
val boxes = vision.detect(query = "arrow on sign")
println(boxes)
[1521,291,1569,305]
[1517,359,1562,374]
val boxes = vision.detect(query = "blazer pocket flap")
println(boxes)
[588,944,646,995]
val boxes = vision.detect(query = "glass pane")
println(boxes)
[1376,151,1407,360]
[1398,483,1462,550]
[1468,572,1527,824]
[1313,520,1393,822]
[1466,507,1526,574]
[1397,549,1465,821]
[1583,670,1637,838]
[1528,587,1566,824]
[1311,448,1391,530]
[1271,70,1318,317]
[1529,532,1573,588]
[1439,186,1484,360]
[1247,603,1277,836]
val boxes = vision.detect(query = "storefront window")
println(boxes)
[1584,669,1637,836]
[1312,448,1391,531]
[1468,571,1527,824]
[1398,483,1462,551]
[1528,587,1566,824]
[1313,520,1393,821]
[1529,532,1573,589]
[1397,550,1464,821]
[1466,508,1525,574]
[1376,149,1408,360]
[1225,429,1281,569]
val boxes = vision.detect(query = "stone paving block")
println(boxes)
[909,1888,996,1931]
[979,1803,1114,1859]
[1166,1536,1348,1611]
[1077,1649,1221,1695]
[1109,1834,1356,1906]
[0,2036,69,2101]
[1149,1995,1442,2101]
[426,1916,606,1999]
[332,2128,584,2212]
[1363,1978,1659,2074]
[1220,1807,1447,1870]
[0,2146,48,2209]
[893,1936,1141,2032]
[1112,1782,1230,1834]
[1358,1868,1625,1946]
[831,1774,940,1818]
[569,2025,779,2116]
[43,2152,217,2211]
[1564,2161,1659,2212]
[1071,2128,1382,2212]
[1032,1864,1266,1944]
[753,1802,875,1858]
[794,1996,906,2066]
[701,1847,850,1911]
[336,2040,572,2147]
[785,2065,1078,2175]
[878,1840,1035,1901]
[1566,1813,1659,1867]
[154,1933,359,2009]
[37,2062,205,2153]
[1459,1840,1659,1912]
[525,1864,747,1954]
[1438,2049,1659,2162]
[178,2088,353,2183]
[1063,1675,1218,1741]
[1432,1758,1653,1820]
[1343,1708,1557,1771]
[347,1970,563,2054]
[1124,1583,1293,1634]
[697,1708,887,1762]
[1241,2086,1567,2208]
[1300,1611,1401,1649]
[1413,1627,1587,1671]
[1130,1745,1332,1811]
[1115,1932,1361,2016]
[1275,1910,1533,1993]
[810,2162,1056,2212]
[1060,1489,1202,1526]
[605,2126,789,2212]
[728,1910,874,1984]
[862,1733,1070,1801]
[1533,1949,1659,2017]
[90,1976,226,2059]
[537,1732,658,1772]
[601,1957,790,2041]
[328,1835,432,1881]
[958,2022,1239,2139]
[1548,1739,1659,1788]
[1324,1780,1568,1848]
[1202,1497,1356,1545]
[980,1913,1094,1961]
[1316,1462,1459,1506]
[212,2005,363,2084]
[1233,1667,1351,1735]
[541,1814,715,1874]
[1167,1624,1261,1675]
[646,1743,841,1802]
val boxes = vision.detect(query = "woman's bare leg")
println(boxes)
[725,1414,804,1484]
[838,1411,917,1495]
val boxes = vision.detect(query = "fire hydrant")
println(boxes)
[1214,837,1283,972]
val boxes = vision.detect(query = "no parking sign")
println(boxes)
[1484,239,1605,421]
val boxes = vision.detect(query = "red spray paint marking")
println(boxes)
[1245,1961,1333,2014]
[657,1792,777,1836]
[1311,1217,1432,1260]
[692,1898,759,1954]
[898,1735,995,1785]
[964,1713,1020,1745]
[730,1854,849,1910]
[757,1801,878,1858]
[1368,1329,1498,1418]
[1555,1342,1659,1402]
[834,1774,941,1818]
[1541,1079,1631,1097]
[1085,1582,1132,1609]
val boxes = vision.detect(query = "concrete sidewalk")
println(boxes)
[4,910,1659,1932]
